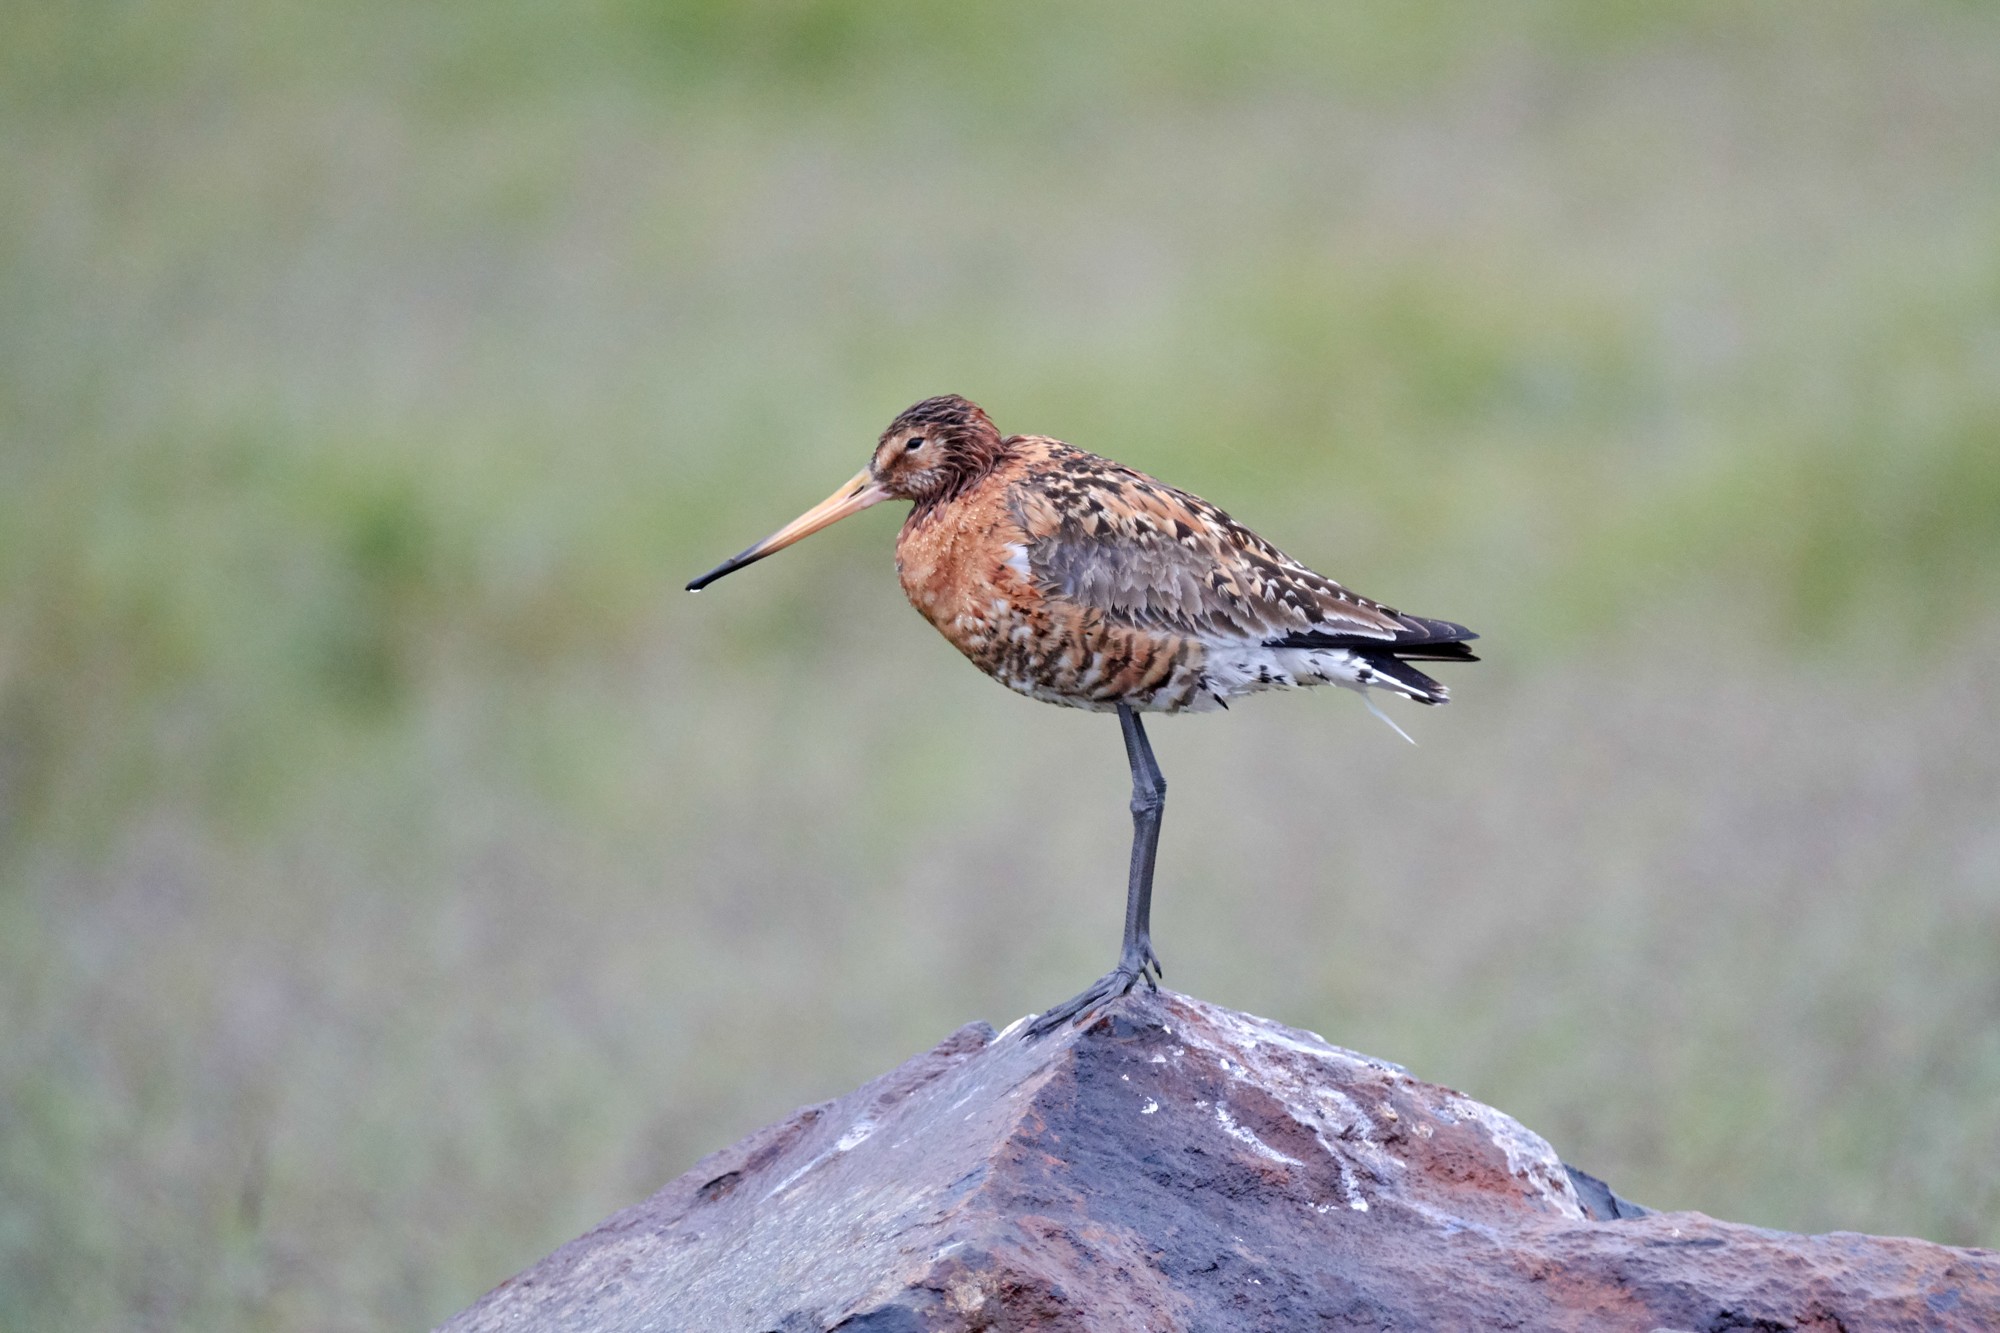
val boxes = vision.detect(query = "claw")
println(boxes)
[1128,938,1163,990]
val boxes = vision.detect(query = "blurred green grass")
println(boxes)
[4,2,2000,1329]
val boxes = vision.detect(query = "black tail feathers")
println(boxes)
[1355,652,1452,704]
[1266,612,1479,705]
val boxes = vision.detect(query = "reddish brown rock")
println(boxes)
[439,993,2000,1332]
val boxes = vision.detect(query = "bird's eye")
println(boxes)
[905,437,925,452]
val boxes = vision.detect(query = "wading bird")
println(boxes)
[688,396,1476,1035]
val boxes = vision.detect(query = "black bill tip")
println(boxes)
[685,545,765,592]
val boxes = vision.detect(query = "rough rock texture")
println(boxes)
[441,992,2000,1332]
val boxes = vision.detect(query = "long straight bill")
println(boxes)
[685,468,889,590]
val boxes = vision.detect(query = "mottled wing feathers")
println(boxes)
[1006,439,1458,651]
[1021,511,1233,633]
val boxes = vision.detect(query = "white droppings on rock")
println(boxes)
[1195,1005,1407,1078]
[764,1150,833,1200]
[1308,1087,1398,1212]
[1166,997,1405,1214]
[1141,1098,1159,1116]
[1215,1106,1303,1166]
[1442,1094,1584,1219]
[761,1117,881,1201]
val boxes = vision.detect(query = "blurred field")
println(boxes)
[4,2,2000,1329]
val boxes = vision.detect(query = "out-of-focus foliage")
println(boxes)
[3,2,1997,1329]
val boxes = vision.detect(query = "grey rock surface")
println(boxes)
[439,991,2000,1331]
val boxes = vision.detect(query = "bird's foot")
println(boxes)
[1025,967,1143,1038]
[1024,942,1163,1039]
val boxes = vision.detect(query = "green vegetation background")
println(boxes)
[5,2,1999,1327]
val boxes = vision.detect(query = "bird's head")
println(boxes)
[686,395,1004,591]
[866,394,1004,505]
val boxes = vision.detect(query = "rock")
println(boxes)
[439,992,2000,1332]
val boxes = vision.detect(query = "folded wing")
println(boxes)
[1008,444,1476,659]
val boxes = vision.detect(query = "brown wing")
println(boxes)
[1005,440,1429,645]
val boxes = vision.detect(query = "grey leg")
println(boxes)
[1026,704,1168,1037]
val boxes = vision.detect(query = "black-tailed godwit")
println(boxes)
[688,395,1477,1034]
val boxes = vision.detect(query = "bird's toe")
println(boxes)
[1024,966,1146,1039]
